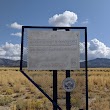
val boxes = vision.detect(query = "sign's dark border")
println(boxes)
[20,26,88,110]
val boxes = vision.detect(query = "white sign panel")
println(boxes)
[27,30,80,70]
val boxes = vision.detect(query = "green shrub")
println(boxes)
[0,96,12,106]
[16,99,44,110]
[5,88,14,95]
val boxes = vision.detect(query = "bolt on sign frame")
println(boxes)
[20,26,88,110]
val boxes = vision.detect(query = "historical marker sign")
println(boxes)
[21,26,88,110]
[27,30,80,70]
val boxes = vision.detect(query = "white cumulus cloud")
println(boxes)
[80,38,110,60]
[10,22,23,29]
[11,32,21,37]
[49,11,78,26]
[0,42,21,60]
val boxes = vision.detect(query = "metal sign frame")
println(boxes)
[20,26,88,110]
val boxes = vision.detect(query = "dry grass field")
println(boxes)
[0,68,110,110]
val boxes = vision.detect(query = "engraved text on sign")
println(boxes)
[27,30,80,70]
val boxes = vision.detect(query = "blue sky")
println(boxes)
[0,0,110,60]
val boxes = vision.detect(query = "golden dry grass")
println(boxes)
[0,68,110,110]
[0,68,52,110]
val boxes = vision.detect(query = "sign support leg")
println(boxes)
[53,70,58,110]
[66,70,71,110]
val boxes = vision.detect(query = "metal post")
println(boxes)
[20,26,24,71]
[66,70,71,110]
[85,27,88,110]
[65,28,71,110]
[53,27,58,110]
[53,70,58,110]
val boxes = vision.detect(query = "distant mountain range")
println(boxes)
[0,58,26,67]
[0,58,110,68]
[80,58,110,68]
